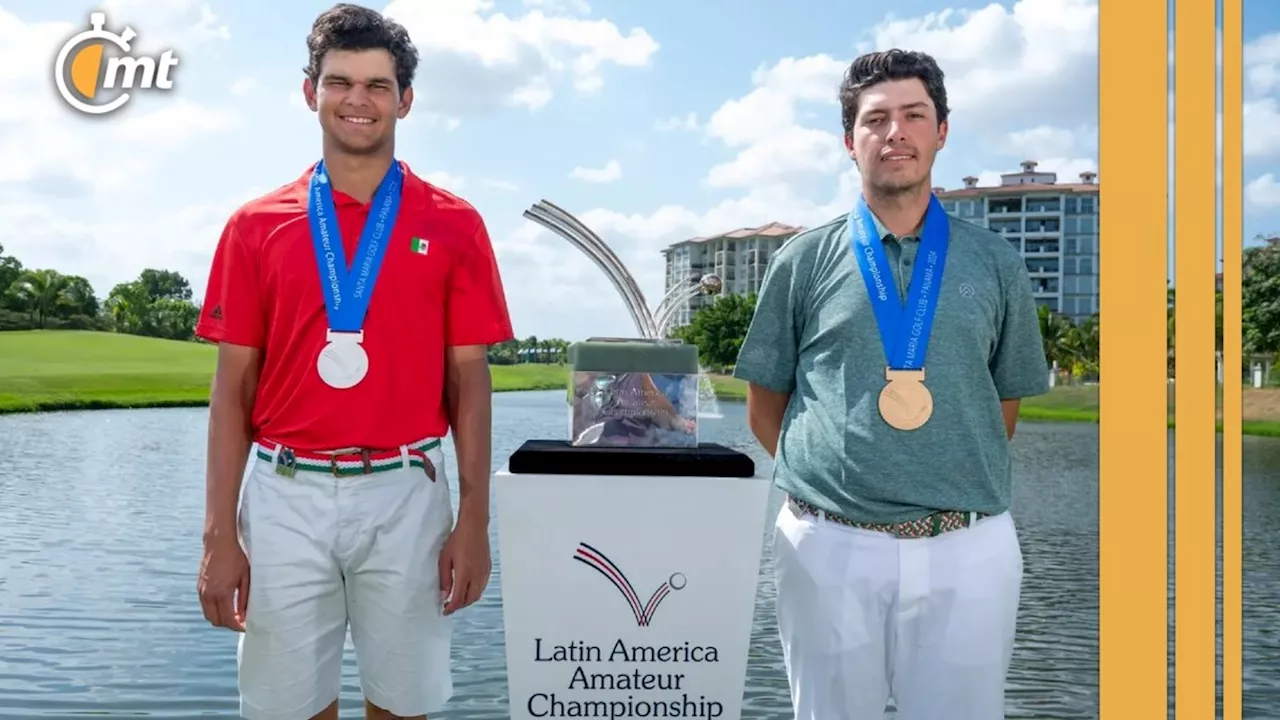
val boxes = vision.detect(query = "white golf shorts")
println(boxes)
[235,439,455,720]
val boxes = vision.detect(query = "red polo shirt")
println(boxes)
[195,161,515,451]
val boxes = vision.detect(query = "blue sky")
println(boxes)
[0,0,1269,339]
[1243,0,1280,244]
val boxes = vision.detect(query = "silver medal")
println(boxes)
[316,332,368,389]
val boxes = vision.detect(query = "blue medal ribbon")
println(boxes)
[848,193,950,371]
[307,159,404,334]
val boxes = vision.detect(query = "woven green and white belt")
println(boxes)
[256,437,442,479]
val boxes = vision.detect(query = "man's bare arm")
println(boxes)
[204,343,261,543]
[746,383,791,458]
[445,345,493,525]
[1000,399,1021,440]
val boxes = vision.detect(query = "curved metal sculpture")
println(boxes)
[523,200,721,339]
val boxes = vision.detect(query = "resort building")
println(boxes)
[660,160,1101,330]
[659,222,803,330]
[935,160,1100,321]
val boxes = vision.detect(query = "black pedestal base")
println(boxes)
[506,440,755,478]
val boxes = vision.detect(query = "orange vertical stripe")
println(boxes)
[1173,0,1219,716]
[1098,0,1170,716]
[1220,0,1243,717]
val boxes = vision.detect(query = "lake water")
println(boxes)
[0,390,1277,719]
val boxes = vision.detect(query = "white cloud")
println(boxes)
[655,112,698,131]
[422,171,466,192]
[481,179,521,191]
[0,5,259,303]
[1246,174,1280,208]
[2,0,1112,343]
[0,6,238,196]
[1244,97,1280,158]
[693,0,1098,194]
[704,54,847,148]
[0,0,663,318]
[0,184,263,303]
[381,0,658,118]
[110,98,241,149]
[974,126,1097,185]
[701,54,849,187]
[99,0,230,49]
[975,158,1097,187]
[1245,32,1280,97]
[1004,125,1092,159]
[230,77,259,96]
[856,0,1098,128]
[569,160,622,183]
[706,125,845,188]
[523,0,592,15]
[584,0,1095,235]
[498,0,1100,338]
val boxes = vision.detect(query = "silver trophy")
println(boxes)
[523,200,723,448]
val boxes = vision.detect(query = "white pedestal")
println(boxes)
[494,468,773,720]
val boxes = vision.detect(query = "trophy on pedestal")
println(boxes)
[522,200,724,449]
[495,201,769,720]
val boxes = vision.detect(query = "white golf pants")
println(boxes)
[773,502,1022,720]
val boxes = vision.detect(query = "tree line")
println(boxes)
[674,242,1280,384]
[669,292,1102,380]
[7,236,1279,381]
[0,242,574,361]
[0,242,199,340]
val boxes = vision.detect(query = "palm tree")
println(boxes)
[1036,305,1101,381]
[59,275,100,319]
[8,269,70,329]
[1067,313,1100,377]
[1037,304,1074,371]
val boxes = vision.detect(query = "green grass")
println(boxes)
[1242,421,1280,438]
[0,330,569,414]
[4,331,1280,438]
[707,374,1101,422]
[0,330,218,413]
[1018,384,1100,423]
[708,374,747,401]
[490,363,569,392]
[707,372,1280,437]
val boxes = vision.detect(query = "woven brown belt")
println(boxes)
[787,495,989,539]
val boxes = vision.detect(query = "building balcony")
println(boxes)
[1024,243,1061,254]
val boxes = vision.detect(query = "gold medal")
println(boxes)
[878,368,933,431]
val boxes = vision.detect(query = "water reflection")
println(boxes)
[0,391,1275,717]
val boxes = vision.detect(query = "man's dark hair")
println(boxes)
[305,3,419,95]
[839,49,949,135]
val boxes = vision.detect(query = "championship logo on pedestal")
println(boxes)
[493,201,772,720]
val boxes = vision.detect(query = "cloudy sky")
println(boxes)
[0,0,1274,340]
[1244,2,1280,234]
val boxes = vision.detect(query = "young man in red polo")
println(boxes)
[193,5,514,720]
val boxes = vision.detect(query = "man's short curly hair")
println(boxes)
[304,3,419,95]
[839,49,949,135]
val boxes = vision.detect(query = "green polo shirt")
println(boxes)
[733,210,1050,524]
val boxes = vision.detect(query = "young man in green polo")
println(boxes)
[734,49,1050,720]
